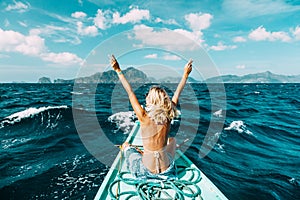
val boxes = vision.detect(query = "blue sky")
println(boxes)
[1,0,300,82]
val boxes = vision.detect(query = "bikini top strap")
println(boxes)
[153,151,160,173]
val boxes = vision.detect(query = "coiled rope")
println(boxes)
[108,165,202,200]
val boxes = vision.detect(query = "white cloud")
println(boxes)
[222,0,300,18]
[155,18,178,25]
[292,26,300,40]
[210,42,237,51]
[162,54,181,61]
[41,10,75,24]
[94,9,111,30]
[77,22,98,36]
[112,8,150,24]
[41,52,83,65]
[5,0,30,12]
[71,11,87,18]
[18,21,27,27]
[144,54,158,59]
[53,37,81,45]
[0,28,82,65]
[94,8,150,30]
[30,25,81,45]
[0,29,45,56]
[236,65,246,69]
[171,12,213,48]
[131,25,202,51]
[144,53,181,61]
[249,26,291,42]
[233,36,246,42]
[174,29,204,44]
[184,13,213,31]
[15,35,45,55]
[30,25,68,35]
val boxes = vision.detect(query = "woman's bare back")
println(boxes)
[140,117,176,173]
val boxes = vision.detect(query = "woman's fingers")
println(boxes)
[185,59,193,68]
[110,55,116,64]
[110,54,121,71]
[111,54,116,61]
[187,59,193,66]
[183,59,193,77]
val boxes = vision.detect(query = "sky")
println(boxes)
[0,0,300,82]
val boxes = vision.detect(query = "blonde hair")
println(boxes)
[145,86,178,124]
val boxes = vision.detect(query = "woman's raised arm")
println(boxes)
[172,59,193,106]
[110,55,146,121]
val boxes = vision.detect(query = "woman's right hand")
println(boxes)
[121,142,130,151]
[184,59,193,78]
[110,55,121,72]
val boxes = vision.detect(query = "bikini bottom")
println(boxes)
[124,146,177,181]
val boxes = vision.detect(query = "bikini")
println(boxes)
[124,146,177,180]
[143,146,170,174]
[124,116,176,179]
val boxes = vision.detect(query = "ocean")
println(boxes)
[0,83,299,200]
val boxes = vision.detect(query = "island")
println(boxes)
[37,68,300,84]
[38,77,52,83]
[52,67,199,84]
[205,71,300,83]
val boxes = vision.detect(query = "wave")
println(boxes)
[290,98,300,108]
[1,83,299,200]
[0,153,107,199]
[0,106,68,129]
[224,120,253,135]
[1,137,32,149]
[108,111,137,134]
[213,109,223,117]
[70,91,83,95]
[225,107,259,118]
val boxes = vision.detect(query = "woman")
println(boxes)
[110,55,192,180]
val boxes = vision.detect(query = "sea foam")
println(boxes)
[224,120,253,135]
[213,109,223,117]
[0,106,68,128]
[108,111,136,134]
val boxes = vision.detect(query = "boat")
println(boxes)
[94,121,228,200]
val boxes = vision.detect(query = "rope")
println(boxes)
[108,165,202,200]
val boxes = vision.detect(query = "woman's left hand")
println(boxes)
[184,59,193,78]
[110,55,121,72]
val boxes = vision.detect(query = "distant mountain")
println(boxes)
[41,69,300,84]
[54,67,150,83]
[52,67,199,84]
[38,77,51,83]
[205,71,300,83]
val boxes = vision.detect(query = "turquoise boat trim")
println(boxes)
[93,122,140,200]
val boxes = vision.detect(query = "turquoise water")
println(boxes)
[0,83,299,199]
